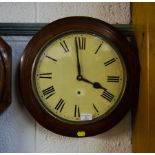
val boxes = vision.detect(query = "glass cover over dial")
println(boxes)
[32,32,127,123]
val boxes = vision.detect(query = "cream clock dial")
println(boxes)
[32,32,126,123]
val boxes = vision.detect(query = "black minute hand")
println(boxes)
[75,37,81,76]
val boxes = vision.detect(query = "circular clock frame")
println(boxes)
[0,37,12,113]
[20,16,140,137]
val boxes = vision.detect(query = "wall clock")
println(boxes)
[0,37,11,113]
[20,17,140,137]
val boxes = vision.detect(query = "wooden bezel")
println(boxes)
[20,16,140,137]
[0,37,12,113]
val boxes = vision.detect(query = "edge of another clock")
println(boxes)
[0,37,12,113]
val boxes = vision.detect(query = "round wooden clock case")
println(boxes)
[20,17,140,137]
[0,37,12,113]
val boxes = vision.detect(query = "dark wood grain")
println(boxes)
[0,37,12,113]
[20,16,140,137]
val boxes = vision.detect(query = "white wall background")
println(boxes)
[0,2,131,153]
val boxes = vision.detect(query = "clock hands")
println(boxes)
[75,37,82,76]
[77,75,107,91]
[75,37,106,91]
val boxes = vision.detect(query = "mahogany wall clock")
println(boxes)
[0,37,12,113]
[20,17,140,137]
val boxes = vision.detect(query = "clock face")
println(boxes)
[32,32,127,123]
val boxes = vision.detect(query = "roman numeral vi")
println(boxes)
[74,105,80,117]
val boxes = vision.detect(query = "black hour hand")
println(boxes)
[93,82,106,90]
[77,75,106,91]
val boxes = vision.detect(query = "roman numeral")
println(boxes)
[93,104,99,113]
[76,37,86,50]
[42,86,55,99]
[38,73,52,79]
[107,76,120,82]
[101,90,114,102]
[45,55,57,62]
[60,40,69,52]
[55,99,65,112]
[95,42,103,54]
[104,58,116,66]
[74,105,80,117]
